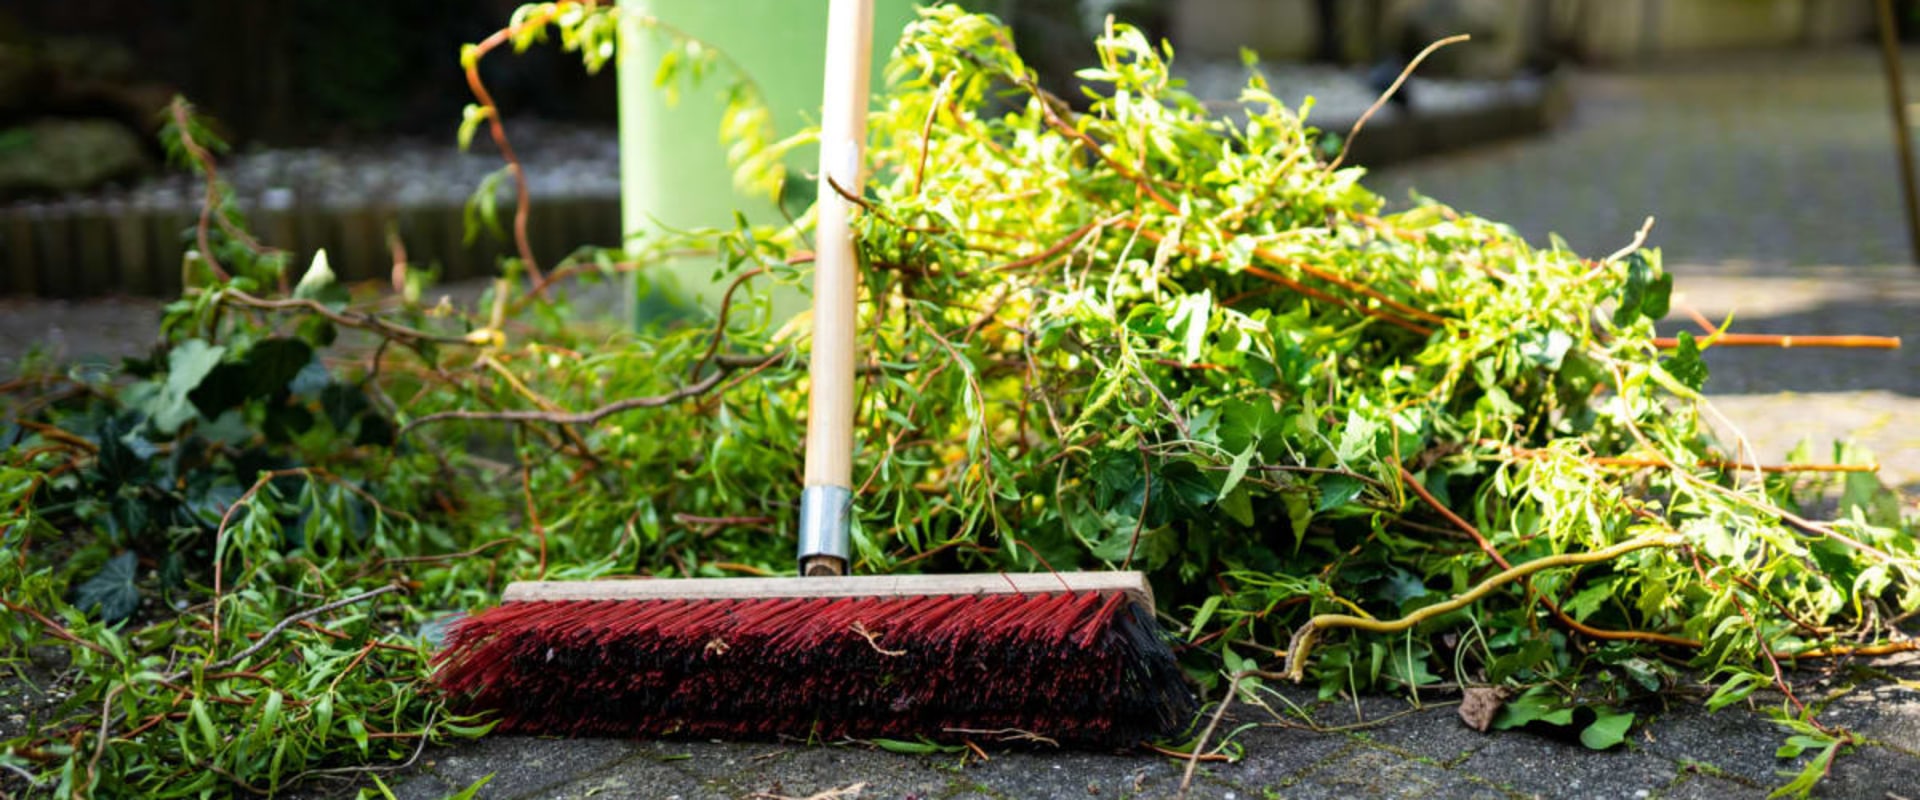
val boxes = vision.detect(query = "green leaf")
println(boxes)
[1705,670,1763,712]
[1336,409,1378,463]
[1218,398,1284,458]
[1218,484,1255,527]
[1217,444,1255,499]
[1281,489,1312,546]
[1563,581,1614,622]
[1769,738,1840,800]
[73,551,140,624]
[150,339,228,433]
[1314,475,1364,512]
[457,103,490,151]
[192,698,220,751]
[1661,331,1709,391]
[293,249,348,307]
[189,337,314,416]
[1579,709,1634,750]
[871,737,965,754]
[1612,251,1669,325]
[1494,687,1576,730]
[447,774,495,800]
[1187,595,1222,641]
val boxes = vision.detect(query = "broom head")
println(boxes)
[432,572,1196,746]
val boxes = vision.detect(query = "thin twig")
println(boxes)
[198,584,404,676]
[1395,460,1701,650]
[1601,216,1656,265]
[1591,456,1879,474]
[1177,669,1285,797]
[401,356,772,434]
[1133,225,1435,335]
[223,290,473,347]
[168,98,230,282]
[688,267,768,382]
[461,5,565,290]
[1326,35,1472,173]
[84,684,123,799]
[987,215,1122,273]
[1,761,42,790]
[1652,333,1901,349]
[0,599,114,658]
[287,707,439,784]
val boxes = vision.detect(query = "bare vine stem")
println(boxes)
[1284,533,1686,681]
[1325,34,1471,173]
[399,353,779,434]
[460,3,570,290]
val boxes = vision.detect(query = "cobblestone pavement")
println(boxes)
[7,47,1920,800]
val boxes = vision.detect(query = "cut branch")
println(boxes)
[1654,333,1901,349]
[400,353,782,435]
[1284,532,1686,681]
[1326,34,1471,173]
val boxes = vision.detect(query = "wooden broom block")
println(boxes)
[503,571,1154,607]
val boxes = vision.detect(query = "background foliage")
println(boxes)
[2,4,1915,798]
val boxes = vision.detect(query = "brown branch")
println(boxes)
[1325,34,1471,173]
[222,290,473,347]
[1394,461,1701,649]
[1286,532,1687,682]
[987,215,1122,273]
[462,4,569,291]
[1009,73,1180,215]
[1133,226,1434,336]
[168,97,231,283]
[1591,456,1879,474]
[201,584,404,677]
[0,598,114,658]
[401,353,779,435]
[1250,247,1447,325]
[1653,333,1901,349]
[688,267,768,382]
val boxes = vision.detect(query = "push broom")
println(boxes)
[431,0,1195,746]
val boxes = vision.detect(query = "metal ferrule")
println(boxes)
[797,484,852,572]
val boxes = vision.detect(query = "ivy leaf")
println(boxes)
[1219,398,1287,461]
[1218,484,1255,527]
[1493,687,1575,730]
[1314,474,1364,512]
[1611,252,1670,325]
[1661,331,1709,391]
[1518,329,1574,370]
[1579,709,1634,750]
[149,339,228,434]
[1155,460,1217,525]
[1563,580,1614,621]
[1281,488,1312,552]
[74,551,140,624]
[1217,444,1256,499]
[1336,409,1379,463]
[189,338,314,416]
[1374,566,1430,608]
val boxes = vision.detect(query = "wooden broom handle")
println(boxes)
[804,0,873,491]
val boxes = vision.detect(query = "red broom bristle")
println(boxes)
[432,589,1196,746]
